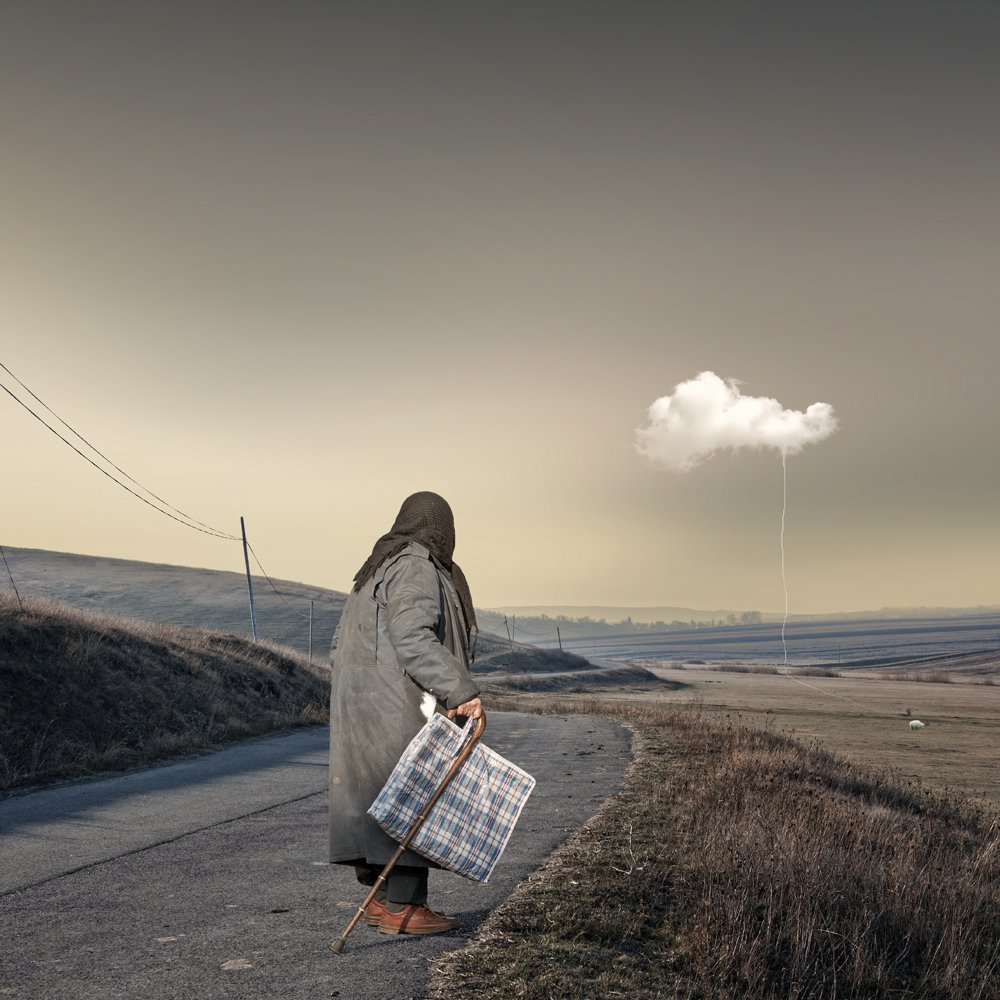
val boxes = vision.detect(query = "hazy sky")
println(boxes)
[2,2,997,613]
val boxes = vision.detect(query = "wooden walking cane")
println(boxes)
[331,710,487,954]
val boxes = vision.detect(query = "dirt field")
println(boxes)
[596,665,1000,807]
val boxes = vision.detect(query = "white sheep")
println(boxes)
[909,719,927,730]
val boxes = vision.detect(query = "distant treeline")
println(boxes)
[477,610,765,641]
[478,605,1000,643]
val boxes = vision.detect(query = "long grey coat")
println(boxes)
[328,541,480,866]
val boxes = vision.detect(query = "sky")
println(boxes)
[1,2,997,614]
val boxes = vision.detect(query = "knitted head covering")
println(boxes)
[353,492,477,645]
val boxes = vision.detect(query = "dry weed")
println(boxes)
[433,695,1000,999]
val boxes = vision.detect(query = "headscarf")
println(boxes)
[353,492,477,648]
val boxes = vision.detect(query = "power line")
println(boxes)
[2,379,236,539]
[245,540,334,621]
[508,621,558,638]
[0,361,230,537]
[0,366,238,541]
[246,541,311,620]
[479,626,517,642]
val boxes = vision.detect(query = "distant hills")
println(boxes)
[2,547,996,657]
[483,603,1000,627]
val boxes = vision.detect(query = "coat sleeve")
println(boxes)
[382,555,480,710]
[329,612,343,660]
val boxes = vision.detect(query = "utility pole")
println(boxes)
[309,600,314,663]
[240,516,258,642]
[557,626,563,652]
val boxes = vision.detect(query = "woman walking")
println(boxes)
[328,491,482,935]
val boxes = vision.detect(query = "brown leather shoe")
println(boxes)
[364,897,390,927]
[377,904,458,936]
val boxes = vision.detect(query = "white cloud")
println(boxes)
[636,371,838,472]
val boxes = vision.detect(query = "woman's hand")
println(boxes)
[455,696,483,720]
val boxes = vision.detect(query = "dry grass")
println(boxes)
[0,592,328,793]
[884,670,954,684]
[794,666,840,678]
[708,664,840,678]
[709,663,781,675]
[611,664,1000,808]
[433,696,1000,999]
[869,652,1000,686]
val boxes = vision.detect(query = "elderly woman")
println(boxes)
[329,491,482,936]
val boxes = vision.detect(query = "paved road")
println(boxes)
[0,712,630,1000]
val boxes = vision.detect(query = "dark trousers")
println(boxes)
[352,860,428,906]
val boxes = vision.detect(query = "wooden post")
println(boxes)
[309,600,314,663]
[240,516,258,642]
[557,626,563,652]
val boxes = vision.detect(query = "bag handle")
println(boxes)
[447,707,487,746]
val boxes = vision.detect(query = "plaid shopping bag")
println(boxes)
[368,713,536,883]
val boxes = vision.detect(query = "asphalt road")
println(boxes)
[0,712,630,1000]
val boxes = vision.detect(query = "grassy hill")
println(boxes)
[0,592,328,794]
[1,546,346,660]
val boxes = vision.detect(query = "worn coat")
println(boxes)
[328,541,480,866]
